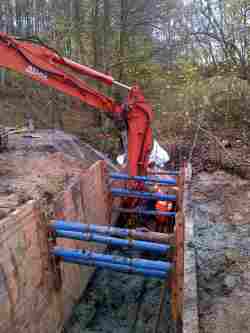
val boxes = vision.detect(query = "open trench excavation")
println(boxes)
[1,128,250,333]
[63,225,173,333]
[64,169,250,333]
[60,147,179,333]
[64,250,172,333]
[0,129,176,333]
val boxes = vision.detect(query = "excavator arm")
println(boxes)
[0,33,153,176]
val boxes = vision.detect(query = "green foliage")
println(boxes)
[2,0,250,147]
[54,16,73,56]
[176,60,201,87]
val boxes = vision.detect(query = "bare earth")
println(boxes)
[0,129,112,219]
[191,171,250,333]
[1,127,250,333]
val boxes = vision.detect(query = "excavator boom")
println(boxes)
[0,33,153,176]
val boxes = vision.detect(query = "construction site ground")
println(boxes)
[192,171,250,333]
[1,129,250,333]
[0,129,116,220]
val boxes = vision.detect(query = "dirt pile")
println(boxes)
[0,129,116,219]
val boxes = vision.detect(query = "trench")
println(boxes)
[63,246,172,333]
[63,211,173,333]
[64,170,250,333]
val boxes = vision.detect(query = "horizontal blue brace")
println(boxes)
[110,173,177,186]
[51,221,172,243]
[112,207,176,217]
[52,247,172,274]
[111,188,176,201]
[51,220,139,238]
[149,170,179,176]
[62,257,167,279]
[55,230,170,254]
[51,220,172,244]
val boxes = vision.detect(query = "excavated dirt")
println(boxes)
[0,129,116,219]
[191,171,250,333]
[2,126,250,333]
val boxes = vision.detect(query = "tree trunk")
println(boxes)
[0,2,7,87]
[72,0,82,62]
[103,0,111,72]
[119,0,129,81]
[92,0,103,126]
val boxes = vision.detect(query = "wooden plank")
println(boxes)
[175,211,185,331]
[171,164,186,332]
[176,164,185,212]
[171,213,184,332]
[170,244,178,317]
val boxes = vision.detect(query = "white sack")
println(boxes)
[116,140,169,168]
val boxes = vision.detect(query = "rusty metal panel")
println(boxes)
[80,160,109,227]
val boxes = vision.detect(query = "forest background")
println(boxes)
[1,0,250,162]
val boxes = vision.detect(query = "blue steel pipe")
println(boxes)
[51,220,173,241]
[112,207,176,217]
[62,257,167,279]
[52,247,172,273]
[55,230,170,254]
[111,188,176,201]
[51,221,174,244]
[51,220,138,238]
[149,170,179,176]
[110,173,177,186]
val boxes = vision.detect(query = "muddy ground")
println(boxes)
[192,171,250,333]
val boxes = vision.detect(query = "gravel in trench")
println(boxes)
[64,249,172,333]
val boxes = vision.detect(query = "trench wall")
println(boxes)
[0,161,111,333]
[183,164,199,333]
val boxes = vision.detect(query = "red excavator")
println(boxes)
[0,33,154,177]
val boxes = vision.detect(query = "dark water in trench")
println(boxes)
[63,248,172,333]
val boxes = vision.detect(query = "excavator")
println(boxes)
[0,36,186,332]
[0,33,179,236]
[0,32,156,177]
